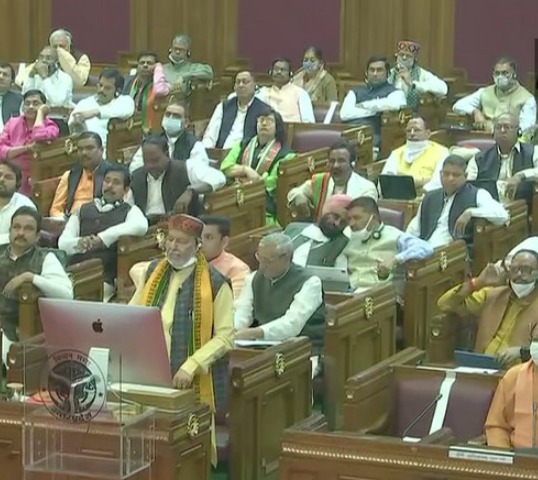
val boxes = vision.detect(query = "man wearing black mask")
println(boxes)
[283,194,352,268]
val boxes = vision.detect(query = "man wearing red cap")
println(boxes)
[388,40,447,111]
[284,194,352,268]
[129,213,233,464]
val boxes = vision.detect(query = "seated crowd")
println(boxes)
[0,26,538,472]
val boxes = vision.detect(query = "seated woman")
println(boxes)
[292,46,338,103]
[0,90,59,195]
[220,107,295,225]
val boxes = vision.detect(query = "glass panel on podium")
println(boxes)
[18,340,156,479]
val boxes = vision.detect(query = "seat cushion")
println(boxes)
[292,129,341,153]
[379,207,405,230]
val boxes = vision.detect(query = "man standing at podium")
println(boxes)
[129,214,233,464]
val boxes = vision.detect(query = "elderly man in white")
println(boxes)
[69,68,135,151]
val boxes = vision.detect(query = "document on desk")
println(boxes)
[234,340,282,348]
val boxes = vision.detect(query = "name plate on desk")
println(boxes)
[449,446,514,464]
[108,383,196,412]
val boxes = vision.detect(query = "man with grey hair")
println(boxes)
[162,34,213,98]
[17,29,90,88]
[234,232,325,355]
[466,112,538,207]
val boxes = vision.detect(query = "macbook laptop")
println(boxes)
[305,265,351,292]
[379,174,417,200]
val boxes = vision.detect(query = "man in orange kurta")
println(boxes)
[485,354,538,448]
[437,249,538,366]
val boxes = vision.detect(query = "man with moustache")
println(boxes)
[287,139,377,220]
[0,162,36,245]
[59,165,148,300]
[284,194,352,268]
[123,51,170,132]
[68,68,135,151]
[0,62,22,133]
[203,71,270,149]
[49,132,112,218]
[0,206,73,363]
[129,214,233,466]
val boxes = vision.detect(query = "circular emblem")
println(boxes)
[39,350,106,423]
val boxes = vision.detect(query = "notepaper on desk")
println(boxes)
[234,340,282,348]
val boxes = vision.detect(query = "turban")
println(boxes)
[168,214,204,237]
[397,40,420,55]
[322,194,353,215]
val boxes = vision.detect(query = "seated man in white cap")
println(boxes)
[284,194,352,269]
[129,213,233,466]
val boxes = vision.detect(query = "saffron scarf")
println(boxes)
[513,360,537,448]
[130,77,156,132]
[241,137,282,175]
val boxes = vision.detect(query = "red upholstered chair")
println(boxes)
[456,138,496,151]
[291,129,343,153]
[312,103,342,123]
[379,207,405,230]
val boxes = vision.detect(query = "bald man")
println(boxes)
[284,194,352,269]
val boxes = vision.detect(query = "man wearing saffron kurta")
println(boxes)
[485,350,538,449]
[438,250,538,367]
[287,139,377,220]
[220,107,296,225]
[123,52,170,132]
[129,214,234,466]
[381,117,448,192]
[0,89,59,195]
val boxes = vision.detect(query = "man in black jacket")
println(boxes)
[0,63,22,133]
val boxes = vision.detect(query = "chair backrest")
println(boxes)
[379,207,405,230]
[291,129,342,153]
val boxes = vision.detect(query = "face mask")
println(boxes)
[494,75,512,90]
[510,280,535,298]
[167,255,196,270]
[169,54,185,65]
[302,60,318,72]
[162,117,182,136]
[352,215,372,242]
[530,341,538,366]
[405,139,428,155]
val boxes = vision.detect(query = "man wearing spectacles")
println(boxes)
[453,56,536,133]
[438,249,538,367]
[466,112,538,207]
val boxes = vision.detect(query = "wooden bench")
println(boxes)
[106,115,143,163]
[29,136,79,186]
[32,176,62,215]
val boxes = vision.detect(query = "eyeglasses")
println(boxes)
[257,117,275,124]
[508,266,537,276]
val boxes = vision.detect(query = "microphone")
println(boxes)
[402,393,443,438]
[532,402,537,447]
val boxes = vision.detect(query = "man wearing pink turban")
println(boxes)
[283,193,352,268]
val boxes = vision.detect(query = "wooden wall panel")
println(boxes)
[130,0,238,74]
[0,0,51,62]
[340,0,455,78]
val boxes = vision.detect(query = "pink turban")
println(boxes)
[322,194,353,215]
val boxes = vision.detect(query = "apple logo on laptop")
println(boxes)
[92,319,103,334]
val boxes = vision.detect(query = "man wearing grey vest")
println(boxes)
[340,55,406,151]
[59,165,148,300]
[203,71,270,150]
[234,233,325,356]
[1,206,73,364]
[285,194,352,269]
[466,113,538,209]
[407,155,509,250]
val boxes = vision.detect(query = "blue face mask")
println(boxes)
[302,60,318,72]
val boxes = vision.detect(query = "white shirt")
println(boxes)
[466,143,538,203]
[125,160,226,215]
[30,251,74,299]
[256,86,315,123]
[68,95,136,150]
[234,271,323,340]
[391,66,448,97]
[203,98,254,149]
[339,88,407,122]
[381,141,449,192]
[287,171,378,207]
[407,189,510,248]
[290,224,350,269]
[453,86,537,132]
[0,193,36,245]
[22,70,74,107]
[58,202,148,254]
[129,137,209,173]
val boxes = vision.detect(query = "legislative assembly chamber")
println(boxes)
[0,0,537,479]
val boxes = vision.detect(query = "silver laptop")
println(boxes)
[305,265,351,292]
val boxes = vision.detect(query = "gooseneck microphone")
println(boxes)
[402,393,443,438]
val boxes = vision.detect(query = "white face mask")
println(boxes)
[162,117,183,137]
[404,139,429,162]
[352,215,373,242]
[510,280,536,298]
[530,341,538,366]
[494,75,512,90]
[167,255,196,270]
